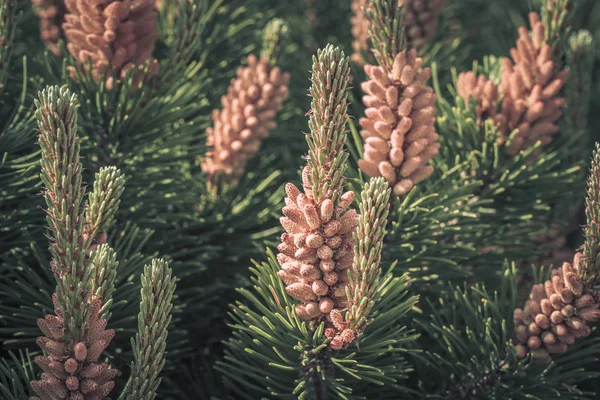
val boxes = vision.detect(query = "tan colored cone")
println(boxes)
[62,0,159,90]
[358,49,439,197]
[513,253,598,364]
[32,0,67,55]
[498,12,568,156]
[201,54,290,186]
[456,71,501,124]
[30,298,117,400]
[277,175,357,344]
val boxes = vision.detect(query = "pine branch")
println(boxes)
[305,44,352,204]
[62,0,158,90]
[158,0,222,89]
[581,143,600,285]
[120,258,177,400]
[218,249,419,399]
[86,244,119,321]
[346,177,391,333]
[261,18,289,66]
[416,262,600,398]
[541,0,576,64]
[0,351,36,400]
[84,166,126,242]
[35,85,92,342]
[363,0,405,71]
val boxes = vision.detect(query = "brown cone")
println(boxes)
[30,298,117,400]
[32,0,67,55]
[456,71,503,127]
[357,49,439,197]
[513,254,598,364]
[498,12,568,156]
[201,54,290,186]
[62,0,159,90]
[277,175,358,345]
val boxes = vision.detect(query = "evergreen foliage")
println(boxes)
[1,0,600,399]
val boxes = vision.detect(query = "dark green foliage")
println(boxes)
[415,263,600,399]
[217,251,418,400]
[1,0,600,399]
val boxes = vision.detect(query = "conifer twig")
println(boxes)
[260,18,289,66]
[276,45,358,349]
[31,86,119,400]
[87,244,119,321]
[305,45,352,204]
[36,86,90,339]
[84,166,126,244]
[512,144,600,364]
[540,0,576,64]
[363,0,405,71]
[345,177,390,333]
[120,259,177,400]
[581,144,600,285]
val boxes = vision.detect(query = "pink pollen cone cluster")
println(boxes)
[63,0,159,90]
[358,48,439,197]
[277,168,358,348]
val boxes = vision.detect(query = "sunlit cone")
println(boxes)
[513,253,599,364]
[201,54,290,187]
[358,48,439,197]
[62,0,159,89]
[498,12,569,156]
[30,298,117,400]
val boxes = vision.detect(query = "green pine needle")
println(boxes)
[582,143,600,285]
[120,258,177,400]
[364,0,406,70]
[261,18,289,66]
[541,0,576,65]
[86,243,119,321]
[347,177,391,333]
[0,0,17,98]
[306,44,352,203]
[85,166,126,239]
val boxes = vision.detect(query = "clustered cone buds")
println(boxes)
[350,0,370,65]
[398,0,445,51]
[456,71,500,126]
[498,12,568,155]
[358,49,439,197]
[513,253,600,364]
[201,54,290,186]
[31,297,117,400]
[62,0,159,90]
[32,0,67,55]
[277,174,358,348]
[457,13,568,157]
